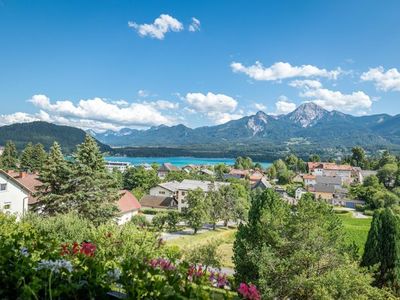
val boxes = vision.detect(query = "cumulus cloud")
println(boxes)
[275,97,297,114]
[0,112,40,125]
[185,92,238,113]
[188,17,201,32]
[231,61,341,81]
[138,89,149,97]
[300,88,372,113]
[207,112,244,125]
[146,100,179,110]
[289,79,322,89]
[128,14,183,40]
[361,66,400,91]
[254,103,267,111]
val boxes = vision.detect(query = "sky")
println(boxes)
[0,0,399,132]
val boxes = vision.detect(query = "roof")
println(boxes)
[303,174,316,180]
[118,190,141,213]
[314,183,335,193]
[158,163,179,172]
[200,169,214,176]
[0,170,42,204]
[308,162,353,171]
[140,195,176,209]
[315,175,342,185]
[229,169,249,176]
[249,171,263,181]
[252,177,272,190]
[178,179,229,191]
[158,181,181,192]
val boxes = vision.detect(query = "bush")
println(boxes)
[364,210,374,216]
[0,212,250,299]
[152,213,168,230]
[355,204,365,212]
[130,214,150,227]
[166,210,181,231]
[141,208,163,215]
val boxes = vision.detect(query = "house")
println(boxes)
[0,170,40,218]
[105,161,131,173]
[182,164,197,173]
[354,169,378,184]
[140,195,178,209]
[315,175,342,188]
[199,168,215,177]
[157,163,180,179]
[251,177,272,190]
[308,162,354,183]
[313,184,336,200]
[303,174,316,187]
[225,169,249,179]
[116,190,141,225]
[249,171,264,183]
[292,174,304,184]
[149,181,180,198]
[295,187,307,200]
[176,179,229,211]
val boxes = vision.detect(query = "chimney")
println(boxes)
[19,171,27,179]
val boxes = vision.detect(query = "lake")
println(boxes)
[104,156,272,169]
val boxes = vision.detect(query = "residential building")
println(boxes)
[157,163,180,179]
[199,168,215,176]
[308,162,354,183]
[140,195,178,209]
[353,169,378,184]
[249,171,264,183]
[315,175,342,188]
[149,181,180,198]
[251,177,272,190]
[0,170,40,218]
[303,174,316,187]
[105,161,131,173]
[225,169,249,179]
[116,190,141,225]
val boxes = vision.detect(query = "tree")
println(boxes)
[207,189,224,230]
[68,135,120,225]
[152,213,168,230]
[379,151,397,168]
[273,159,292,184]
[362,208,400,295]
[19,142,34,171]
[234,156,254,170]
[32,143,47,171]
[214,163,229,181]
[309,154,320,162]
[123,166,159,192]
[33,142,72,215]
[185,239,222,271]
[377,163,398,189]
[184,188,209,234]
[165,210,181,231]
[165,170,187,182]
[352,146,367,168]
[219,184,249,226]
[267,165,277,180]
[0,140,18,170]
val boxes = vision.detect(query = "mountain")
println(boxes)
[0,121,111,153]
[90,103,400,159]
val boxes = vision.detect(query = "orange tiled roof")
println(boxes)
[118,190,141,213]
[303,174,316,180]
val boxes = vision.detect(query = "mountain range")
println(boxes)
[0,121,111,153]
[92,103,398,152]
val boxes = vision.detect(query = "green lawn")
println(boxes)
[167,227,237,268]
[338,212,372,255]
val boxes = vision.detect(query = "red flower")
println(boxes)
[60,243,70,256]
[72,242,80,254]
[238,283,261,300]
[80,242,96,257]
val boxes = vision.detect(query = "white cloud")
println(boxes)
[188,17,201,32]
[0,112,40,125]
[289,79,322,89]
[275,97,297,114]
[361,66,400,91]
[207,112,244,125]
[23,94,176,131]
[128,14,183,40]
[231,61,341,81]
[185,92,238,113]
[138,89,149,97]
[254,103,267,111]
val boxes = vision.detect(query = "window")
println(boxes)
[181,192,186,196]
[3,202,11,210]
[159,191,166,195]
[0,183,7,191]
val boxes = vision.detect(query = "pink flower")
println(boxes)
[80,242,96,257]
[238,283,261,300]
[148,258,176,271]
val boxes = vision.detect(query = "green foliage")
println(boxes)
[234,156,254,170]
[378,163,398,189]
[214,163,230,181]
[152,213,168,230]
[165,210,181,231]
[273,159,293,184]
[309,154,321,162]
[184,189,210,234]
[123,166,160,193]
[0,140,18,170]
[185,239,223,271]
[130,214,150,227]
[362,208,400,295]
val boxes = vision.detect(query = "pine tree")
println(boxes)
[33,142,72,215]
[31,143,47,171]
[362,208,400,294]
[20,142,34,171]
[68,135,119,225]
[0,140,18,170]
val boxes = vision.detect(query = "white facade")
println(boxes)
[105,161,131,173]
[0,173,29,219]
[149,185,176,197]
[117,210,138,225]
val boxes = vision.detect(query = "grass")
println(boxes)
[338,212,372,255]
[167,227,237,268]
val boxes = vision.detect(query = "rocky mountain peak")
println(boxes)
[286,102,328,127]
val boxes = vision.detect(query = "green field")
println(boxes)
[338,212,372,255]
[167,228,237,268]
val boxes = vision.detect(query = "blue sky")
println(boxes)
[0,0,399,131]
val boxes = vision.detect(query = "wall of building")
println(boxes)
[149,186,175,197]
[0,174,29,219]
[117,209,138,225]
[314,192,333,200]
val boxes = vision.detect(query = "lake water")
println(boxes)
[104,156,272,169]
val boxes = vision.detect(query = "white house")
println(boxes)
[105,161,131,173]
[0,170,40,219]
[116,190,141,225]
[295,187,307,200]
[149,181,180,198]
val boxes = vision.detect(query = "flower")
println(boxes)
[80,242,96,257]
[187,264,204,281]
[36,259,73,273]
[60,243,70,256]
[148,258,176,271]
[208,271,228,288]
[20,247,29,257]
[237,283,261,300]
[107,268,122,281]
